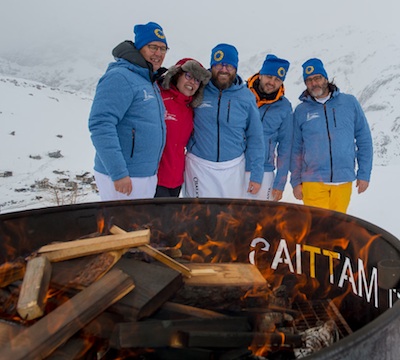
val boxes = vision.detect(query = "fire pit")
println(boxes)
[1,198,400,359]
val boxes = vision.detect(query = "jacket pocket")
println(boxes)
[226,100,231,123]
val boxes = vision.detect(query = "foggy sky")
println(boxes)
[1,0,398,69]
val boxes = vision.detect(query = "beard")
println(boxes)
[308,80,329,99]
[211,69,236,90]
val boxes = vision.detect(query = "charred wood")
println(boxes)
[0,269,134,360]
[171,263,268,311]
[109,225,192,277]
[109,258,183,320]
[111,317,251,349]
[173,330,303,349]
[0,259,25,288]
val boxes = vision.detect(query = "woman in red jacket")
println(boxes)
[155,58,211,197]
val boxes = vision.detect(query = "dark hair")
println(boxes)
[328,81,337,92]
[170,69,184,88]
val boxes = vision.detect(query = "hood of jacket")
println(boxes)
[247,73,285,107]
[160,59,211,108]
[112,40,157,80]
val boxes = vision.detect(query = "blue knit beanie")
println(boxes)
[210,43,239,69]
[302,58,328,81]
[133,22,168,50]
[260,54,290,81]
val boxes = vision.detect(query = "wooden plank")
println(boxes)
[45,337,94,360]
[160,301,229,319]
[0,269,134,360]
[110,225,192,277]
[17,256,52,320]
[109,258,183,321]
[184,263,266,286]
[172,263,268,311]
[111,317,251,349]
[0,260,25,288]
[81,311,123,340]
[38,229,149,262]
[38,230,150,252]
[51,251,124,290]
[0,321,24,347]
[172,330,303,349]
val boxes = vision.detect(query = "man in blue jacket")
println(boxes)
[88,22,167,200]
[184,43,265,198]
[246,54,293,201]
[290,58,373,213]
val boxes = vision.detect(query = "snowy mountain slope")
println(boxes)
[0,52,106,96]
[0,77,98,212]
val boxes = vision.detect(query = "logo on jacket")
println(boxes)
[165,112,178,121]
[143,90,155,101]
[306,112,319,121]
[198,101,213,108]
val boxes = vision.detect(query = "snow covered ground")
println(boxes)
[0,75,399,241]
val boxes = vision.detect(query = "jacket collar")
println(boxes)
[247,73,285,107]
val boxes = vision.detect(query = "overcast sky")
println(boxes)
[1,0,399,68]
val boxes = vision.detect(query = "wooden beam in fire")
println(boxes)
[109,225,192,278]
[0,269,134,360]
[37,228,150,262]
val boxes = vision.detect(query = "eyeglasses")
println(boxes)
[213,63,235,72]
[146,44,168,54]
[305,75,324,84]
[184,72,201,85]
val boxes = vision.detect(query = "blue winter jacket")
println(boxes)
[187,77,265,184]
[290,86,373,188]
[89,58,166,181]
[246,77,293,191]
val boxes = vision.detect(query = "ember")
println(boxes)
[0,198,400,359]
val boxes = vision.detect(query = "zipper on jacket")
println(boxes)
[332,108,337,127]
[216,91,222,162]
[261,105,271,122]
[323,105,334,182]
[130,129,135,157]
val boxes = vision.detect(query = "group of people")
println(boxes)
[88,21,373,214]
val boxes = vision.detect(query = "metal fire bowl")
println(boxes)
[1,198,399,359]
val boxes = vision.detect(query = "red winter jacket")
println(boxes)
[157,85,194,188]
